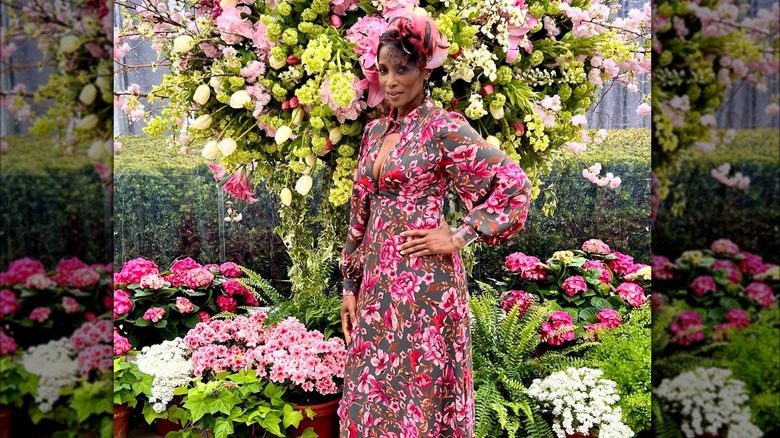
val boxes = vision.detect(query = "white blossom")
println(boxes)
[136,338,194,413]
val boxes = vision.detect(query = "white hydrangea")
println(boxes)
[444,45,497,83]
[464,94,488,120]
[136,338,194,413]
[21,338,79,413]
[655,367,762,438]
[527,367,634,438]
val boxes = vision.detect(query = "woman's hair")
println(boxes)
[376,15,449,70]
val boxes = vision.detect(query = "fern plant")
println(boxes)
[471,283,595,438]
[237,264,285,307]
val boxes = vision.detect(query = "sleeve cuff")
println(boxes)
[343,279,358,297]
[452,223,480,248]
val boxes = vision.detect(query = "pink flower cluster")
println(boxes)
[46,258,102,288]
[222,279,259,307]
[114,290,133,319]
[607,252,634,275]
[711,239,740,255]
[171,257,202,274]
[581,239,611,255]
[714,308,752,335]
[70,320,113,376]
[540,311,576,346]
[504,252,549,281]
[114,328,132,356]
[583,260,611,284]
[176,297,194,313]
[0,257,46,285]
[0,329,17,355]
[143,307,166,323]
[0,289,19,318]
[585,308,623,335]
[499,290,535,314]
[180,268,215,289]
[669,311,704,346]
[616,282,647,307]
[219,262,242,277]
[745,282,776,308]
[561,275,588,297]
[690,275,717,297]
[139,274,166,290]
[115,258,159,285]
[711,260,740,284]
[29,307,52,323]
[26,274,55,289]
[62,296,80,313]
[737,252,771,275]
[652,255,676,280]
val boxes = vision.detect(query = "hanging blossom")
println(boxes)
[136,338,194,413]
[582,163,622,189]
[711,163,750,189]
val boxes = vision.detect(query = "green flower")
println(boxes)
[282,29,298,46]
[301,36,332,76]
[329,72,356,108]
[276,2,292,17]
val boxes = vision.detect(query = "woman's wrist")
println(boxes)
[451,224,479,249]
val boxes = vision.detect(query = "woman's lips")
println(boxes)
[387,91,402,98]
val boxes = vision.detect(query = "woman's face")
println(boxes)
[377,44,431,116]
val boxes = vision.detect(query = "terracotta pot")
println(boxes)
[155,418,183,437]
[114,405,132,438]
[0,406,12,438]
[288,397,341,438]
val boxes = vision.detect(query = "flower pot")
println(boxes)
[155,418,183,437]
[114,405,132,438]
[0,406,12,438]
[288,397,341,438]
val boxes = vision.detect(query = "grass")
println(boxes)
[0,136,95,174]
[114,136,210,174]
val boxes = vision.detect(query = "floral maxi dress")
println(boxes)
[338,99,532,438]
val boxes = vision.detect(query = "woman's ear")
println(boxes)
[422,68,432,81]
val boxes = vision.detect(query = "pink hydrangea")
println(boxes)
[170,257,202,274]
[198,311,212,323]
[737,252,767,275]
[711,239,740,254]
[651,292,665,312]
[724,308,751,329]
[711,260,740,284]
[331,0,359,15]
[596,308,622,328]
[114,329,132,355]
[29,307,52,323]
[176,297,195,313]
[219,262,242,277]
[691,275,717,297]
[745,282,776,308]
[0,257,46,285]
[504,252,549,281]
[68,267,101,288]
[76,344,113,376]
[583,260,611,284]
[0,289,19,318]
[113,290,133,319]
[182,267,215,288]
[607,252,635,275]
[115,258,159,285]
[142,307,165,323]
[70,319,113,351]
[56,257,88,275]
[25,273,55,289]
[652,255,675,280]
[139,274,166,290]
[561,275,588,297]
[499,290,535,314]
[669,311,704,346]
[540,311,576,346]
[62,296,81,313]
[0,329,17,355]
[217,295,237,313]
[222,279,250,296]
[581,239,610,254]
[616,282,647,307]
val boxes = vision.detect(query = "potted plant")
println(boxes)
[113,341,153,438]
[0,351,38,438]
[526,367,634,438]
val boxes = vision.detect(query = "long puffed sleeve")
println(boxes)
[433,111,532,246]
[340,122,377,296]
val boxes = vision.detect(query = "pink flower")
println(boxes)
[143,307,165,323]
[139,274,166,290]
[389,271,421,305]
[198,311,212,323]
[504,252,549,280]
[691,275,717,297]
[331,0,359,15]
[56,257,88,275]
[561,275,588,297]
[219,262,242,277]
[222,279,250,297]
[214,5,254,44]
[223,168,258,203]
[505,0,538,63]
[582,239,610,254]
[25,274,55,289]
[0,257,46,285]
[0,329,18,355]
[745,282,776,308]
[607,252,634,275]
[114,290,133,319]
[171,257,202,274]
[182,267,215,288]
[724,308,751,329]
[176,297,195,313]
[499,290,535,314]
[29,307,52,323]
[652,255,675,280]
[596,308,622,328]
[115,258,159,285]
[217,295,237,313]
[62,296,80,313]
[711,239,740,255]
[711,260,740,284]
[583,260,611,284]
[669,311,704,346]
[616,282,647,307]
[737,252,766,275]
[0,289,19,318]
[540,311,575,345]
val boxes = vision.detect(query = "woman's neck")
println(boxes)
[394,93,425,121]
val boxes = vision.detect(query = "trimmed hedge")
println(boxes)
[0,136,111,267]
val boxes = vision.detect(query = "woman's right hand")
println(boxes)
[341,295,358,346]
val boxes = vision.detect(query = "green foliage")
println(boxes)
[114,355,153,408]
[0,354,38,408]
[27,372,113,436]
[266,291,344,340]
[583,307,652,433]
[238,265,286,306]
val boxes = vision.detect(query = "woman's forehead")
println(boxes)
[377,45,415,66]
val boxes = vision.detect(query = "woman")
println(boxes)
[338,14,532,437]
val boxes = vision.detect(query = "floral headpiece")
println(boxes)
[377,14,449,70]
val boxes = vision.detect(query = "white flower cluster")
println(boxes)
[464,94,488,120]
[136,338,194,413]
[444,45,498,83]
[655,367,762,438]
[21,338,79,413]
[527,367,634,438]
[517,67,558,87]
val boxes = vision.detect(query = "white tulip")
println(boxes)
[79,84,97,105]
[103,139,113,155]
[485,135,501,149]
[269,56,287,70]
[303,165,313,175]
[193,84,211,105]
[201,140,219,159]
[58,35,81,54]
[305,153,317,169]
[172,35,195,54]
[328,127,342,145]
[75,114,99,130]
[229,90,251,109]
[280,188,292,206]
[275,125,292,144]
[220,0,238,7]
[87,140,106,160]
[217,138,238,156]
[489,105,505,120]
[209,76,222,90]
[291,107,304,126]
[191,114,212,130]
[295,174,313,196]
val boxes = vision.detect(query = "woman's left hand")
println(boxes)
[399,218,463,257]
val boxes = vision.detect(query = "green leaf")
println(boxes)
[142,403,170,424]
[294,428,319,438]
[212,417,234,438]
[257,413,284,437]
[282,404,304,429]
[182,388,209,423]
[591,297,612,310]
[578,307,599,322]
